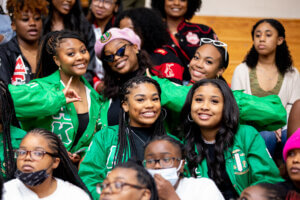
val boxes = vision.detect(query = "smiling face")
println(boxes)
[191,84,224,133]
[122,83,161,128]
[164,0,187,19]
[100,168,150,200]
[253,22,284,56]
[52,0,76,15]
[90,0,118,21]
[286,149,300,184]
[189,44,224,82]
[17,134,59,175]
[104,39,139,75]
[11,10,43,43]
[53,38,90,77]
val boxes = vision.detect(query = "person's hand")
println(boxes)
[153,174,180,200]
[68,152,81,163]
[62,76,82,104]
[275,128,282,142]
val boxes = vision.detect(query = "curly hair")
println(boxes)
[35,30,86,78]
[181,79,239,186]
[25,128,92,199]
[114,76,166,165]
[6,0,48,20]
[115,7,170,53]
[151,0,202,20]
[244,18,293,75]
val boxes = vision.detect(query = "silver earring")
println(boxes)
[161,107,167,121]
[188,114,194,122]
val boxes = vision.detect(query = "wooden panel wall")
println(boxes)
[190,16,300,83]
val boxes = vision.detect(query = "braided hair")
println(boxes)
[114,76,166,165]
[0,80,19,180]
[25,128,92,199]
[181,79,239,186]
[35,30,86,78]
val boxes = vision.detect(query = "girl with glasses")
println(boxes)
[151,0,218,82]
[100,160,158,200]
[42,0,96,84]
[3,128,91,200]
[188,38,228,85]
[87,0,122,92]
[182,79,283,199]
[115,7,185,84]
[9,30,101,164]
[231,19,300,158]
[144,135,224,200]
[94,27,286,139]
[79,75,168,200]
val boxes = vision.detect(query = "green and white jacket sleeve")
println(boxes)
[9,83,66,118]
[79,126,119,200]
[152,76,286,131]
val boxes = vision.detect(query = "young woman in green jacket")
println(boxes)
[95,27,286,133]
[9,30,101,163]
[79,76,169,200]
[181,79,284,199]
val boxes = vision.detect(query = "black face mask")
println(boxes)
[15,169,49,186]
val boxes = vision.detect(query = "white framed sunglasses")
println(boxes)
[200,38,228,62]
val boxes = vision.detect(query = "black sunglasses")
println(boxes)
[103,44,130,63]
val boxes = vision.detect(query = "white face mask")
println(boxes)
[147,160,183,186]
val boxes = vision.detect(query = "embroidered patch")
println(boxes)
[11,55,27,85]
[186,32,200,45]
[154,48,168,55]
[100,32,112,43]
[232,149,249,175]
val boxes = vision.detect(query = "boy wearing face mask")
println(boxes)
[144,135,224,200]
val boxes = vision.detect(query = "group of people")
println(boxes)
[0,0,299,199]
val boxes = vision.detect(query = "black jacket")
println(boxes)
[0,37,33,85]
[168,20,217,81]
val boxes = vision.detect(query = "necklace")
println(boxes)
[130,129,148,146]
[202,137,216,144]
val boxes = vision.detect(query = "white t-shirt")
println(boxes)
[3,177,91,200]
[176,177,224,200]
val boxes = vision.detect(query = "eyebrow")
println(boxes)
[146,152,172,157]
[134,93,159,98]
[194,94,221,98]
[195,51,214,60]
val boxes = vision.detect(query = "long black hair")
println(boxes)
[101,43,153,100]
[114,76,166,165]
[181,79,239,186]
[43,0,90,40]
[87,0,122,29]
[244,18,293,75]
[36,30,86,78]
[114,160,159,200]
[115,7,170,54]
[151,0,202,20]
[0,81,19,180]
[25,128,92,199]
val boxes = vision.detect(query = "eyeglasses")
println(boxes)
[92,0,115,9]
[143,157,181,168]
[14,149,57,161]
[99,181,146,194]
[103,44,130,63]
[200,38,228,62]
